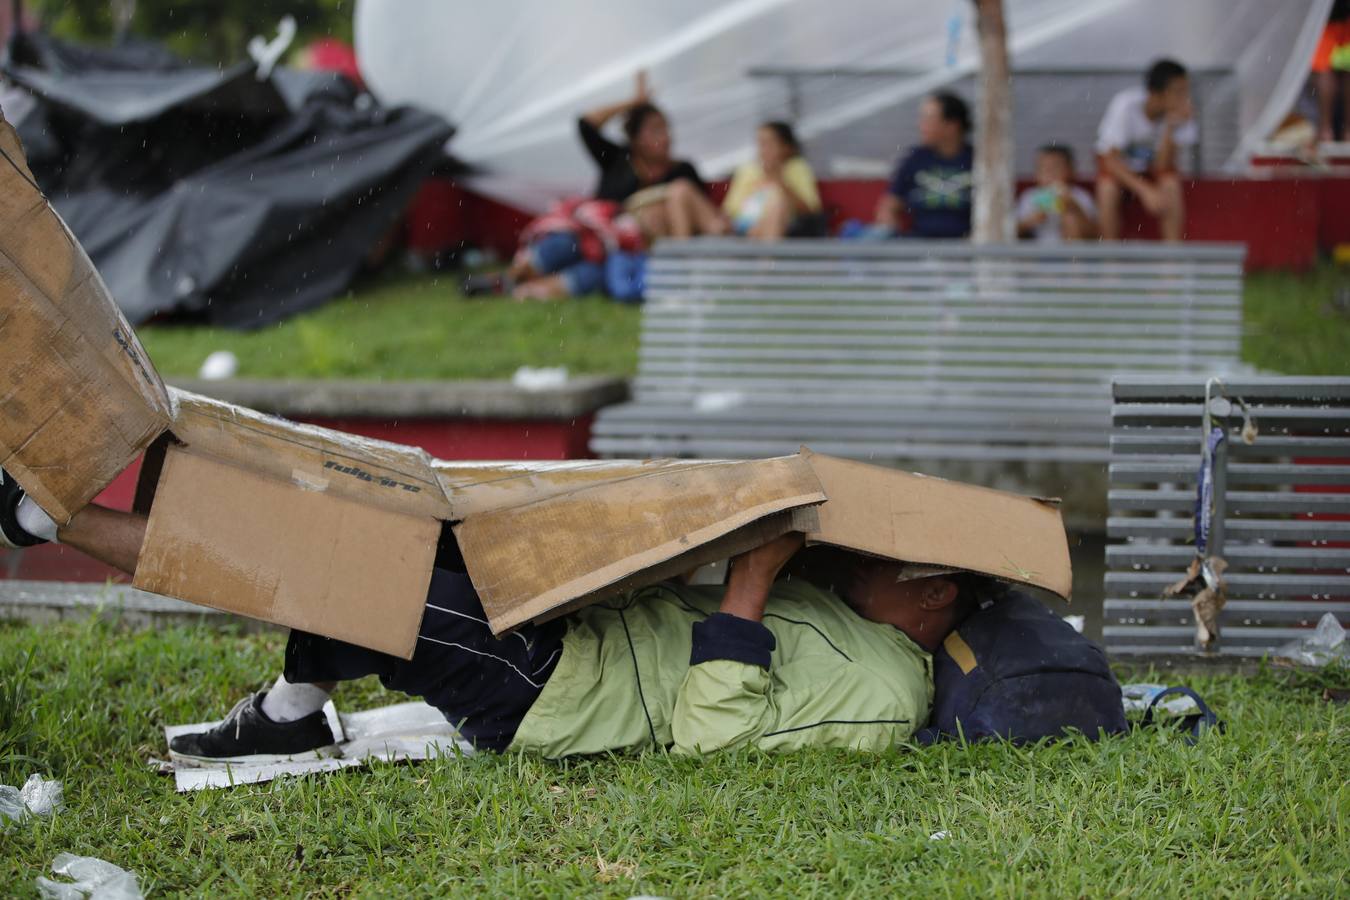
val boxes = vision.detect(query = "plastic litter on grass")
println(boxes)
[1274,612,1347,667]
[0,774,63,824]
[35,853,142,900]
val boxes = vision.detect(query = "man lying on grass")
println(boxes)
[2,469,990,759]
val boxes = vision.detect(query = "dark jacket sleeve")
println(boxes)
[690,612,776,668]
[578,117,625,169]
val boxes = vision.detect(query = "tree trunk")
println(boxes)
[972,0,1013,243]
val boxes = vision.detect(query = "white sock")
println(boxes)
[260,675,330,723]
[16,496,58,543]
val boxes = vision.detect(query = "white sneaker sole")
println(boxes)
[169,744,342,767]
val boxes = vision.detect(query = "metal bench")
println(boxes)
[1104,376,1350,656]
[592,239,1247,465]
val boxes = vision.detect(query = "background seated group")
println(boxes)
[469,58,1197,302]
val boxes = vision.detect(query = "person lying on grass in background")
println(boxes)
[722,121,824,240]
[464,71,725,301]
[1,470,993,760]
[1015,143,1099,244]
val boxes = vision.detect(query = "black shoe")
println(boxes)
[0,469,47,550]
[169,692,339,764]
[461,271,513,297]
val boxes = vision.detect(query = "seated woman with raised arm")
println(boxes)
[578,71,727,240]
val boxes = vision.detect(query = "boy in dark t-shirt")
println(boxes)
[875,92,974,239]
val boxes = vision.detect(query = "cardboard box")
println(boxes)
[801,450,1071,599]
[0,113,172,523]
[1,121,1072,656]
[135,445,441,657]
[130,404,828,653]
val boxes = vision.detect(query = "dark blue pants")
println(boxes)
[284,568,566,751]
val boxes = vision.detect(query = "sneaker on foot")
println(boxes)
[461,271,513,297]
[169,692,339,764]
[0,469,46,550]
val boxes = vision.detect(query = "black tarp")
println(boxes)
[2,32,454,328]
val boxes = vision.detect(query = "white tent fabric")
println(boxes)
[355,0,1331,211]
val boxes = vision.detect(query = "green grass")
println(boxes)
[2,617,1346,897]
[135,266,1350,383]
[1242,266,1350,375]
[138,276,642,381]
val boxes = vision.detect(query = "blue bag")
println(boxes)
[916,590,1128,744]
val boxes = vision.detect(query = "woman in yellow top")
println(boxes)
[723,121,823,240]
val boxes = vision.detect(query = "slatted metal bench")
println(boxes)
[1104,376,1350,656]
[591,239,1247,465]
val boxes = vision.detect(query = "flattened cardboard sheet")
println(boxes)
[455,454,826,633]
[521,506,821,632]
[159,388,453,520]
[134,446,439,658]
[436,457,712,519]
[803,450,1072,600]
[0,115,172,521]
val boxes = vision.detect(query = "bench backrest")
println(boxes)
[593,239,1246,463]
[1105,376,1350,656]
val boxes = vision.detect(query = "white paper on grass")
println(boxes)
[164,701,474,792]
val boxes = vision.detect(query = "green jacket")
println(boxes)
[508,578,933,758]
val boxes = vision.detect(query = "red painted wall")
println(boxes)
[407,175,1350,273]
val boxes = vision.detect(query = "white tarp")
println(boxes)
[355,0,1330,210]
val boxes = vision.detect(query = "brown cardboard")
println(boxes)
[163,388,453,520]
[134,446,440,658]
[802,450,1073,600]
[436,457,713,518]
[0,114,172,522]
[528,506,821,630]
[454,454,827,632]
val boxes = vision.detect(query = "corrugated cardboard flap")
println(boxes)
[0,114,172,522]
[802,449,1073,600]
[154,387,453,520]
[134,446,439,658]
[455,454,826,633]
[437,457,725,518]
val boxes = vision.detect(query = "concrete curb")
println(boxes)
[0,580,277,633]
[169,376,630,421]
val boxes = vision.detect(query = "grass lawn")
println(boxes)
[2,618,1346,897]
[137,266,1350,383]
[139,275,643,382]
[1242,265,1350,375]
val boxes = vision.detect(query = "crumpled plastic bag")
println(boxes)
[1121,683,1200,716]
[35,853,143,900]
[1275,613,1348,667]
[0,774,63,823]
